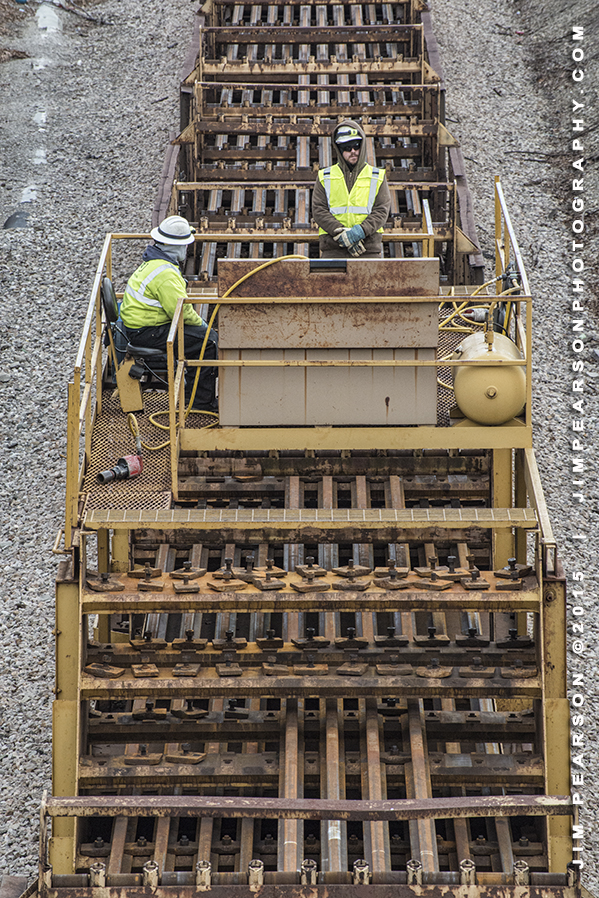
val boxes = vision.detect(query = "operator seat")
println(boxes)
[101,276,127,369]
[101,277,170,412]
[102,276,168,383]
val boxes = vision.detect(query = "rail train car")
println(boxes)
[29,1,576,897]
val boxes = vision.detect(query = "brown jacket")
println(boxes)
[312,119,391,257]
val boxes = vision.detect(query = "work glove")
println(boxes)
[347,239,366,257]
[334,224,366,249]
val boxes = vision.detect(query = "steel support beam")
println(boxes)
[51,559,81,874]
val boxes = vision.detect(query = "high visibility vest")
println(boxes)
[120,258,190,329]
[318,163,385,234]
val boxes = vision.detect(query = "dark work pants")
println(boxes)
[124,322,218,408]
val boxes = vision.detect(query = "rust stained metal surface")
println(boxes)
[201,103,427,118]
[77,673,543,701]
[179,453,490,478]
[45,793,571,821]
[218,303,438,351]
[80,589,540,615]
[189,121,439,137]
[194,80,438,94]
[195,60,439,79]
[44,888,579,898]
[83,711,536,746]
[51,0,574,886]
[216,259,440,299]
[179,169,444,183]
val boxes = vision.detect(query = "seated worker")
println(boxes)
[312,120,391,259]
[120,215,218,412]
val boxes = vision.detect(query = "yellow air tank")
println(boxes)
[452,331,526,425]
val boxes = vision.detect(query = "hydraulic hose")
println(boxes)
[436,284,523,390]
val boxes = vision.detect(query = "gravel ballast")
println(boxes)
[0,0,597,888]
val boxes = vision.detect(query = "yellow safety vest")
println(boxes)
[318,163,386,234]
[121,258,203,329]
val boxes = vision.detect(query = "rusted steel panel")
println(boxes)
[179,454,490,478]
[46,793,571,821]
[322,698,345,871]
[199,60,430,77]
[84,714,537,747]
[279,698,303,871]
[404,700,438,871]
[362,698,390,871]
[217,259,440,299]
[80,586,541,615]
[218,304,438,350]
[184,168,444,183]
[78,673,542,702]
[84,645,538,669]
[201,102,423,118]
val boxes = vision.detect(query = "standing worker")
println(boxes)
[312,120,391,258]
[120,215,218,412]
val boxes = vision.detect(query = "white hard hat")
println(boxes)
[335,125,362,145]
[150,215,196,245]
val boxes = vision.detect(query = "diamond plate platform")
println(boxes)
[83,391,213,511]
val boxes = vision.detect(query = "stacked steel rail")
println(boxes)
[43,3,576,898]
[160,0,482,284]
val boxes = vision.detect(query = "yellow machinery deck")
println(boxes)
[42,0,575,895]
[46,181,574,898]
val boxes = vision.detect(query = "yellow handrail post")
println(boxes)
[95,281,103,417]
[84,323,93,471]
[495,181,533,428]
[65,382,78,550]
[178,298,186,434]
[167,297,186,502]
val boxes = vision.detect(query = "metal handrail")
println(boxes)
[64,192,534,544]
[494,178,532,428]
[65,234,114,547]
[66,232,158,546]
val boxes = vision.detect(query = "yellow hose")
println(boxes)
[438,277,500,334]
[130,254,308,451]
[440,282,522,337]
[470,274,502,297]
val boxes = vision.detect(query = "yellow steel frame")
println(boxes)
[63,270,533,547]
[495,176,533,423]
[542,575,571,872]
[51,557,82,872]
[55,181,572,878]
[65,183,535,557]
[492,183,570,873]
[49,0,573,847]
[176,221,440,255]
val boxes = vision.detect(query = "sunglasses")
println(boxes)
[341,140,362,151]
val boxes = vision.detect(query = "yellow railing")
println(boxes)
[495,176,532,428]
[65,233,112,549]
[63,182,535,547]
[64,233,154,549]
